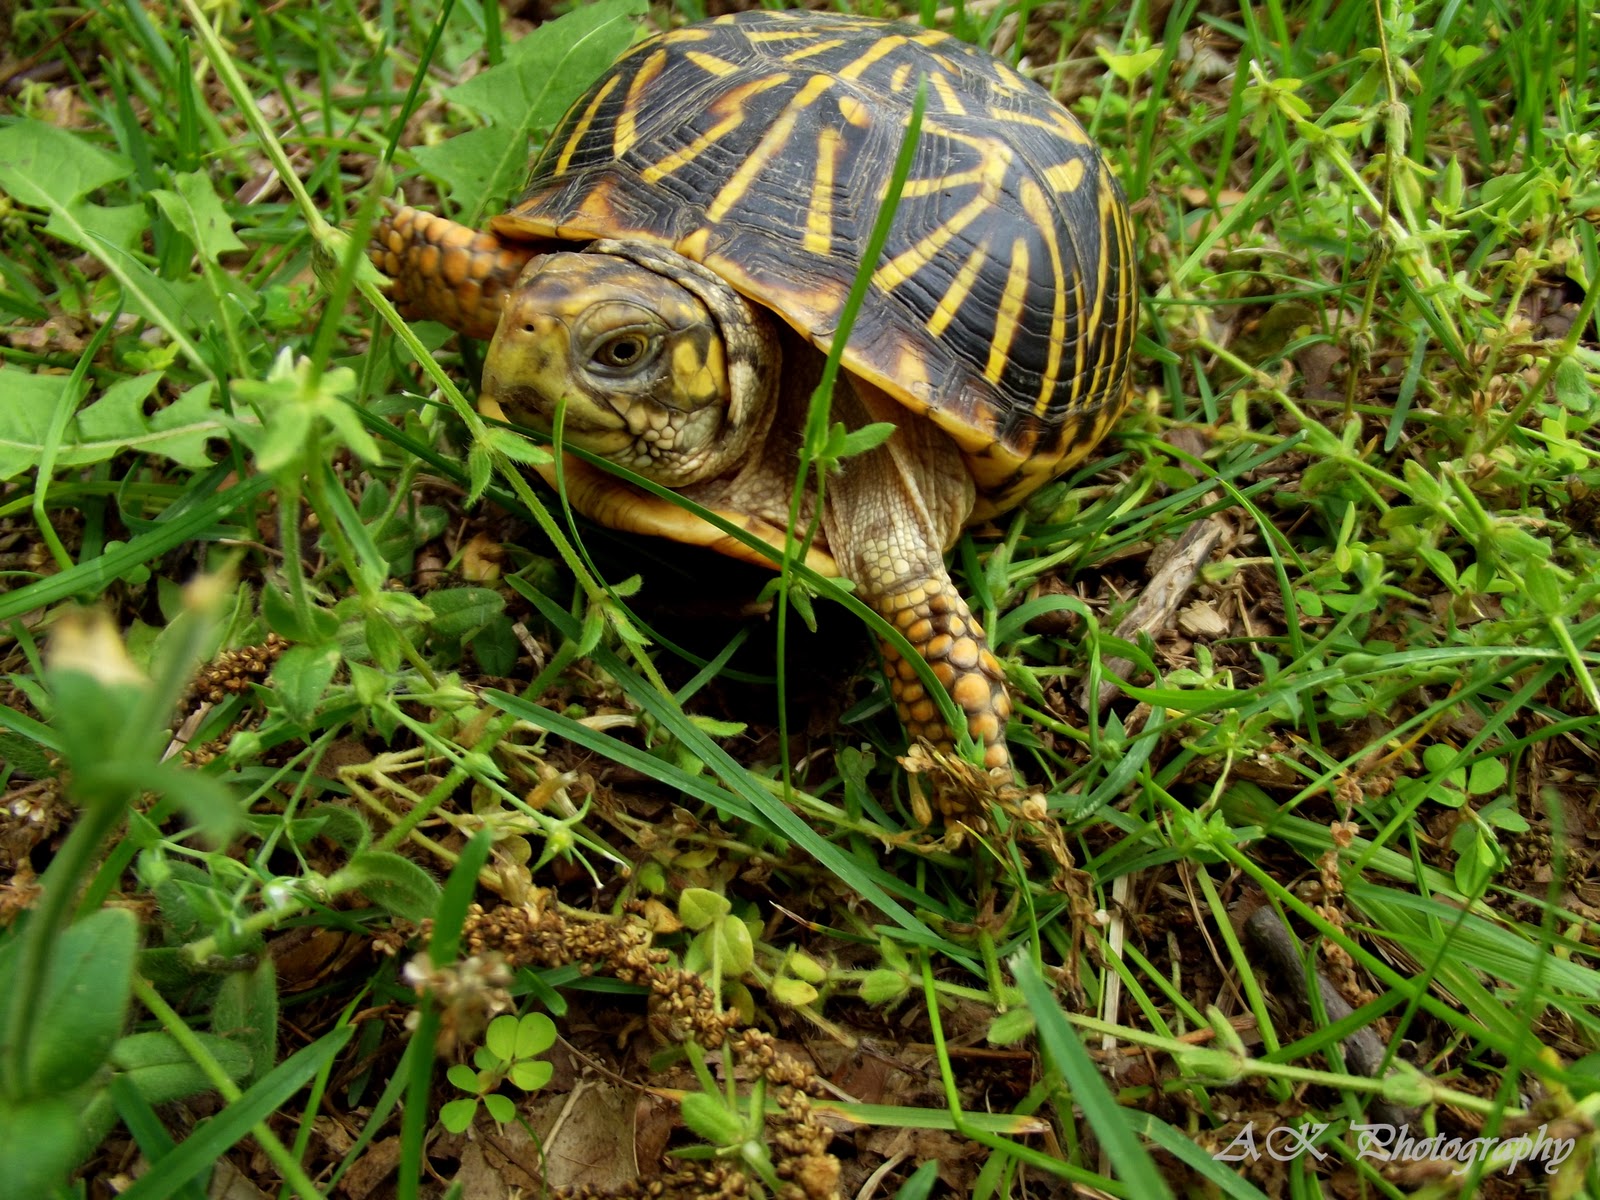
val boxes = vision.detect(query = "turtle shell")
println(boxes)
[494,9,1136,516]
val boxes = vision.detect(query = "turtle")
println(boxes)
[370,9,1137,805]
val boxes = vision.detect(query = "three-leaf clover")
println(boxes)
[439,1012,557,1133]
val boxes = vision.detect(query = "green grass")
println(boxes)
[2,0,1599,1197]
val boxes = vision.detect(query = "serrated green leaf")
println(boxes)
[0,370,227,482]
[0,119,142,252]
[290,803,372,855]
[0,121,212,368]
[470,615,520,676]
[150,172,246,264]
[468,441,494,505]
[688,715,747,738]
[484,426,554,466]
[411,0,646,216]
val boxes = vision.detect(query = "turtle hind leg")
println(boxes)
[369,206,538,340]
[820,381,1014,799]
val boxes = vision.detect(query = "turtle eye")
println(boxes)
[590,331,657,373]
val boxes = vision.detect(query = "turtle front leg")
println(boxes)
[872,573,1012,775]
[822,383,1014,792]
[369,206,539,340]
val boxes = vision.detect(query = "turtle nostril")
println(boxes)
[522,323,536,333]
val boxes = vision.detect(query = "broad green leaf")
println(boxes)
[211,958,280,1083]
[447,1062,481,1091]
[411,0,646,216]
[267,642,341,728]
[679,1092,745,1147]
[859,969,910,1005]
[440,1097,480,1133]
[986,1007,1036,1045]
[428,587,507,641]
[104,1028,351,1200]
[0,368,72,480]
[485,1014,519,1063]
[345,851,442,922]
[716,917,754,977]
[509,1059,552,1091]
[470,615,520,676]
[679,888,731,930]
[1095,44,1164,83]
[0,1092,89,1197]
[110,1031,252,1104]
[482,1092,517,1124]
[25,907,139,1095]
[287,803,372,855]
[514,1012,557,1058]
[770,977,819,1007]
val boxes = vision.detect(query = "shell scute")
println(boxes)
[495,9,1135,506]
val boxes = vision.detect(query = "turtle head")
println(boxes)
[483,241,778,488]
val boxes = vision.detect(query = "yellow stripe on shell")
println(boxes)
[837,34,907,81]
[677,227,711,261]
[706,73,831,223]
[928,73,966,115]
[988,107,1091,143]
[872,144,1008,293]
[1074,169,1119,420]
[1089,167,1137,426]
[985,237,1030,385]
[684,50,741,77]
[990,61,1028,91]
[642,74,790,184]
[615,51,666,158]
[744,27,823,42]
[924,239,988,338]
[837,93,871,126]
[898,165,990,197]
[558,76,620,174]
[889,62,912,91]
[780,37,846,61]
[805,125,842,254]
[1044,158,1086,193]
[1019,178,1066,417]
